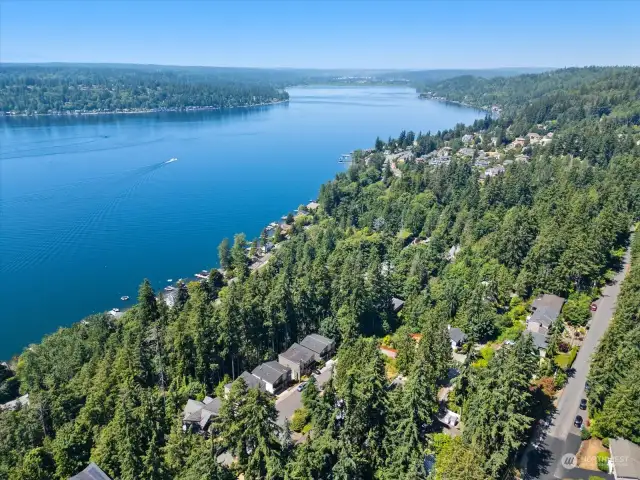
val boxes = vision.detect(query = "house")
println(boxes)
[527,132,542,142]
[609,438,640,480]
[527,332,549,357]
[458,147,475,157]
[392,297,405,313]
[461,134,474,144]
[70,463,112,480]
[515,154,530,163]
[529,294,565,330]
[541,137,553,146]
[483,166,505,179]
[182,396,222,433]
[514,137,527,147]
[525,294,565,355]
[474,159,490,168]
[379,345,398,359]
[299,333,336,362]
[252,361,291,394]
[224,371,266,395]
[278,343,316,381]
[448,326,467,350]
[261,241,274,254]
[279,223,293,234]
[306,201,320,211]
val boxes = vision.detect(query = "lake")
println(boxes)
[0,86,483,358]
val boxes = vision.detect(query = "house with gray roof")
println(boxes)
[252,361,291,394]
[278,343,316,381]
[182,396,222,433]
[448,326,467,350]
[224,370,266,395]
[392,297,405,313]
[529,294,565,330]
[525,294,565,356]
[610,437,640,480]
[299,333,336,362]
[69,462,112,480]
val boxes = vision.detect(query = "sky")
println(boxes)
[1,0,639,70]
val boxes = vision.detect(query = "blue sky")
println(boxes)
[1,0,638,69]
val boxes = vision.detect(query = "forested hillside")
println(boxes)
[0,65,289,115]
[588,232,640,443]
[1,67,639,480]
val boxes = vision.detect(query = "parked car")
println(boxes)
[590,303,598,311]
[580,398,587,410]
[574,415,583,428]
[297,382,307,392]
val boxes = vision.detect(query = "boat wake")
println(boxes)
[164,157,178,164]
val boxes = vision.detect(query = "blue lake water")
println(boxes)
[0,86,483,358]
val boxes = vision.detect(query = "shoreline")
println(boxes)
[0,99,289,118]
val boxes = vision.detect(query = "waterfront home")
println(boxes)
[299,333,336,362]
[252,361,291,394]
[306,201,319,211]
[70,463,112,480]
[278,343,316,381]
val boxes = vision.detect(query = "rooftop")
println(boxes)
[449,327,467,344]
[299,333,335,354]
[69,463,112,480]
[252,360,290,385]
[391,297,405,312]
[528,331,549,350]
[279,343,316,364]
[610,438,640,480]
[225,371,266,392]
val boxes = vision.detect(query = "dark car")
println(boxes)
[580,398,587,410]
[314,369,322,375]
[574,415,583,428]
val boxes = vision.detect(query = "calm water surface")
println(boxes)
[0,86,483,358]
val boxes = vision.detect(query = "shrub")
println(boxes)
[589,476,605,480]
[602,437,610,448]
[581,427,592,440]
[291,407,310,432]
[596,451,610,472]
[554,370,568,388]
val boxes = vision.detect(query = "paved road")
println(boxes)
[276,362,334,426]
[523,242,632,479]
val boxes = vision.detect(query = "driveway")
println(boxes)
[276,361,334,426]
[523,241,632,479]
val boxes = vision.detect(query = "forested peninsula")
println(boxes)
[0,65,289,116]
[1,66,639,480]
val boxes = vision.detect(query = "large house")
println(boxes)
[299,333,336,362]
[70,463,112,480]
[525,293,566,356]
[182,396,222,433]
[252,361,291,394]
[278,343,316,381]
[609,438,640,480]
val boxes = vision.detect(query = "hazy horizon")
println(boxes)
[2,0,639,69]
